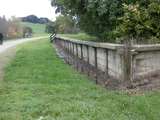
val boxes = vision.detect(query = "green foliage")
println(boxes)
[51,0,124,41]
[21,15,50,24]
[21,22,47,36]
[116,0,160,42]
[1,39,160,119]
[148,0,160,39]
[52,0,160,43]
[0,16,8,37]
[0,16,23,39]
[23,26,33,38]
[55,15,79,34]
[45,22,56,33]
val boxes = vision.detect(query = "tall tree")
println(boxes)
[51,0,160,42]
[51,0,124,41]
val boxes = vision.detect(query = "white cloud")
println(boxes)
[0,0,58,21]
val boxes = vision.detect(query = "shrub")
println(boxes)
[116,0,160,43]
[55,15,79,34]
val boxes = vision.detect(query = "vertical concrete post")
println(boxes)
[63,40,65,47]
[76,44,78,57]
[94,47,98,84]
[67,41,69,52]
[80,44,83,72]
[69,42,71,53]
[70,42,72,63]
[86,45,90,76]
[65,40,67,50]
[105,49,109,77]
[72,42,75,65]
[80,44,83,60]
[123,39,133,88]
[72,42,74,55]
[76,43,79,70]
[66,41,69,63]
[61,39,63,48]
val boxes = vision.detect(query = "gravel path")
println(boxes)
[0,37,47,53]
[0,36,48,80]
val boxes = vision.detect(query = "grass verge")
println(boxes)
[58,33,97,41]
[0,38,160,120]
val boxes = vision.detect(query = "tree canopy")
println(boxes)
[0,16,23,39]
[46,15,79,34]
[51,0,160,42]
[21,15,50,24]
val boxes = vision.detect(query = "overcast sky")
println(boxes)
[0,0,58,21]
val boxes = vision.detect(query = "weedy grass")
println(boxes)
[0,38,160,120]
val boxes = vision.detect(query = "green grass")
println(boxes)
[0,39,160,120]
[59,33,97,41]
[21,22,48,36]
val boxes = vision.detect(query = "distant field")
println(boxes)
[21,22,47,36]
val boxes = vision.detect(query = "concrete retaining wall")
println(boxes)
[132,45,160,80]
[54,36,160,90]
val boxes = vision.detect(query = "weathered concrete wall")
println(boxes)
[54,36,160,90]
[132,45,160,80]
[55,36,125,85]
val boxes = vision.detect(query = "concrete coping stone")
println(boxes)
[56,36,124,50]
[133,44,160,52]
[56,36,160,52]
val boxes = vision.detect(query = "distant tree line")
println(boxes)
[51,0,160,43]
[45,15,79,34]
[0,16,33,39]
[21,15,50,24]
[0,16,23,39]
